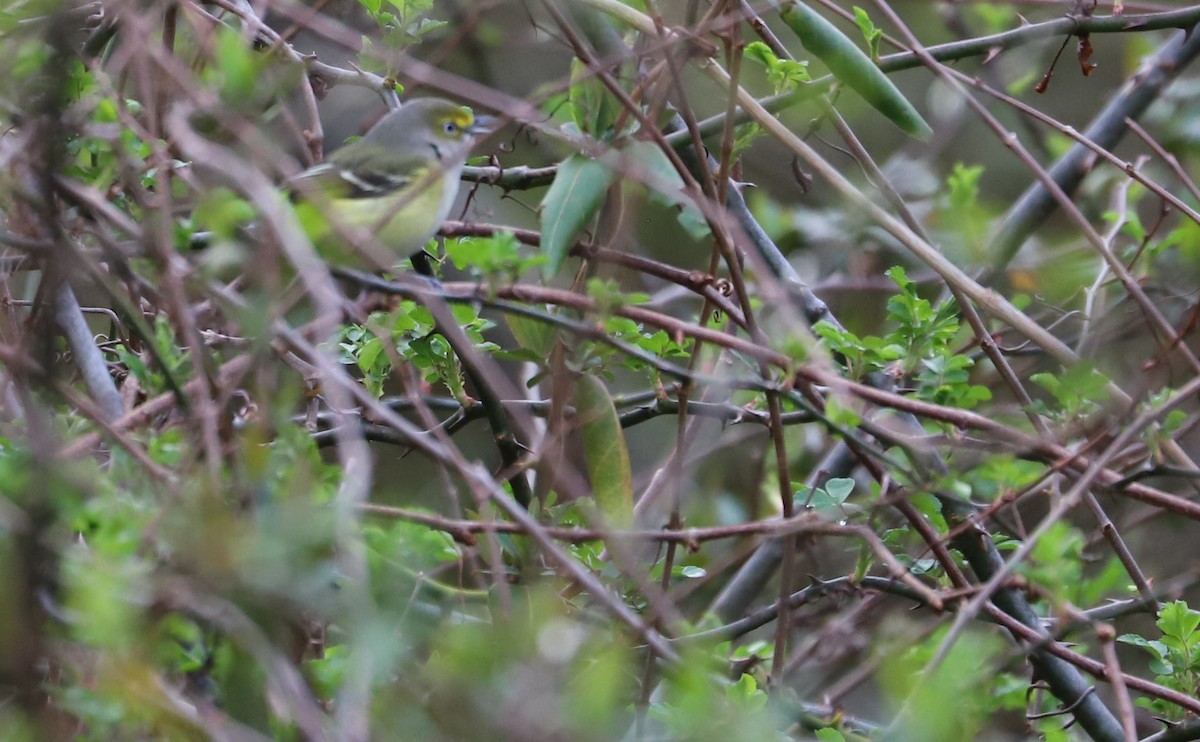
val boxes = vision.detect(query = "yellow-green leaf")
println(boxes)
[574,375,633,527]
[539,155,613,278]
[621,140,710,240]
[506,312,556,358]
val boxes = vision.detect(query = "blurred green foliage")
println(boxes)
[1,0,1197,739]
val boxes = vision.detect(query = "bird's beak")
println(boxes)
[468,114,497,137]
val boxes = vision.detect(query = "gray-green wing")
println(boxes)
[288,142,426,201]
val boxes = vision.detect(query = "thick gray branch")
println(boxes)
[991,25,1200,269]
[53,282,123,423]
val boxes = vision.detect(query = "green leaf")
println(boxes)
[1031,362,1110,418]
[948,163,984,212]
[779,2,932,140]
[306,645,349,699]
[1117,634,1169,661]
[445,231,544,277]
[743,41,810,93]
[213,27,258,101]
[620,140,709,240]
[852,6,882,60]
[192,187,256,240]
[1157,601,1200,644]
[356,336,385,375]
[14,39,53,80]
[539,155,614,278]
[824,478,855,503]
[824,395,861,428]
[805,478,854,517]
[506,312,557,360]
[909,492,947,532]
[574,374,633,527]
[744,41,777,68]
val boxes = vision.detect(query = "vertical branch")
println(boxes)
[52,283,124,423]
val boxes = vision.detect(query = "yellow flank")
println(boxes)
[294,175,448,269]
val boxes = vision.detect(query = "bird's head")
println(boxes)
[365,97,493,165]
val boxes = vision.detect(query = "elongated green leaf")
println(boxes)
[574,375,633,528]
[620,140,710,240]
[539,155,613,278]
[780,2,933,140]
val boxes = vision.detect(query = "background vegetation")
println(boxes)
[2,0,1200,739]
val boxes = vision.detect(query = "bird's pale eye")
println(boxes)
[442,120,460,136]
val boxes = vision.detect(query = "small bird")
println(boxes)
[288,97,493,274]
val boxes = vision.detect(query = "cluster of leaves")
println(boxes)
[815,266,991,410]
[445,231,546,283]
[1120,601,1200,720]
[501,275,692,386]
[1005,521,1127,610]
[5,0,1200,739]
[338,301,498,400]
[359,0,446,70]
[744,42,811,94]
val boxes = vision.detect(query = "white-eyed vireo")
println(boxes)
[289,97,492,273]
